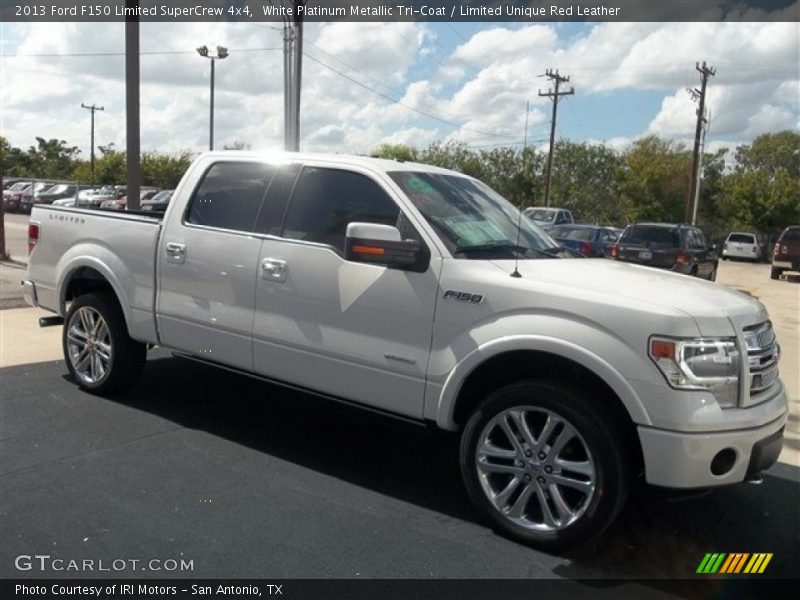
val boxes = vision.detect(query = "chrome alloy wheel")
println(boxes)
[475,406,596,532]
[66,306,112,385]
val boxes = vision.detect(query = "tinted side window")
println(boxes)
[187,162,275,232]
[254,163,302,236]
[282,167,399,252]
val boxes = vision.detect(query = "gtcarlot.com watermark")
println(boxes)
[14,554,194,573]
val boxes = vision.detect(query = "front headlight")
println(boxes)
[649,337,740,408]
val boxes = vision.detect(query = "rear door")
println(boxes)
[157,159,275,371]
[251,164,440,419]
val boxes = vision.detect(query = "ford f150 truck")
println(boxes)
[23,152,787,550]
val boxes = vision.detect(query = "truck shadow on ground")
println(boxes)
[108,354,799,579]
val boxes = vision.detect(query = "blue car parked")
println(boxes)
[549,224,621,257]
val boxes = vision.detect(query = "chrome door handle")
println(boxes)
[165,242,186,264]
[261,258,288,282]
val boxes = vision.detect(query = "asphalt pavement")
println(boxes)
[1,351,798,584]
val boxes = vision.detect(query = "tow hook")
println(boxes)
[745,473,764,485]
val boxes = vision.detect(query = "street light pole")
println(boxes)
[197,45,229,151]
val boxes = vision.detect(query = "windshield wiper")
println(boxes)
[454,243,555,258]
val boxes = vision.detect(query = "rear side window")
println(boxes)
[728,233,755,244]
[282,167,399,252]
[620,226,679,246]
[187,162,275,232]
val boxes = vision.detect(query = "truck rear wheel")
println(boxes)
[63,292,146,395]
[460,380,630,551]
[770,267,783,280]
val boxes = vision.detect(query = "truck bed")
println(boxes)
[27,205,162,344]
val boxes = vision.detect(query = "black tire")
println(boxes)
[63,292,146,395]
[460,380,630,551]
[770,267,783,280]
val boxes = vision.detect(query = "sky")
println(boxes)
[0,20,798,159]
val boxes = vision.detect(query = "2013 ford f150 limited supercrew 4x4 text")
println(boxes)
[23,152,787,550]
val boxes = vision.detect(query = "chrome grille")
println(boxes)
[743,321,780,402]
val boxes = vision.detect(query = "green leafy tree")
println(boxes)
[618,136,692,224]
[370,143,418,162]
[549,141,624,225]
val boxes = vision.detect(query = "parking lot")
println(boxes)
[0,216,798,584]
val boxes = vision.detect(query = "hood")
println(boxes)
[487,258,767,335]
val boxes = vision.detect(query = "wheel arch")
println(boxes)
[58,259,135,337]
[436,336,651,434]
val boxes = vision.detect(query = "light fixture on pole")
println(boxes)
[197,45,229,151]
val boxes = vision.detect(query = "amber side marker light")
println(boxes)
[352,245,385,256]
[650,339,676,360]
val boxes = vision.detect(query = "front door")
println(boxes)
[252,165,440,419]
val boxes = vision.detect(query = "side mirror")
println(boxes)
[344,222,429,272]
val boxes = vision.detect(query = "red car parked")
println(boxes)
[771,226,800,280]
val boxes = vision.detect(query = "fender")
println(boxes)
[57,254,139,339]
[434,334,652,431]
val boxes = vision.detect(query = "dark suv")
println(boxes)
[611,223,719,280]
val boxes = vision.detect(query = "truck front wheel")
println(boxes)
[460,381,630,551]
[63,293,146,395]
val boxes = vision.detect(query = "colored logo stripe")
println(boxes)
[697,553,772,574]
[744,553,773,574]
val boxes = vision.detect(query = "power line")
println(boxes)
[303,52,517,140]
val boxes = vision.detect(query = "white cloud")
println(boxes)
[1,21,797,158]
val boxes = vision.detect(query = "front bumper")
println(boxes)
[638,410,787,489]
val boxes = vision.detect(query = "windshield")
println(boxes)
[728,233,755,243]
[526,209,556,222]
[389,171,557,259]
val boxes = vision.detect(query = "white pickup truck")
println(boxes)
[23,152,787,550]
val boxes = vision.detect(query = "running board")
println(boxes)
[172,352,429,428]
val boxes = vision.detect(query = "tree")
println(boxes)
[25,137,81,179]
[72,144,126,184]
[223,141,252,151]
[370,143,418,162]
[618,136,692,224]
[548,141,624,225]
[140,151,194,188]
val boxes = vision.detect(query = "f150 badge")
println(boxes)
[444,290,484,304]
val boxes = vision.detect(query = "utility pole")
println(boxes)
[686,61,715,223]
[538,69,574,207]
[81,103,104,183]
[125,3,141,211]
[282,1,304,151]
[691,111,710,226]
